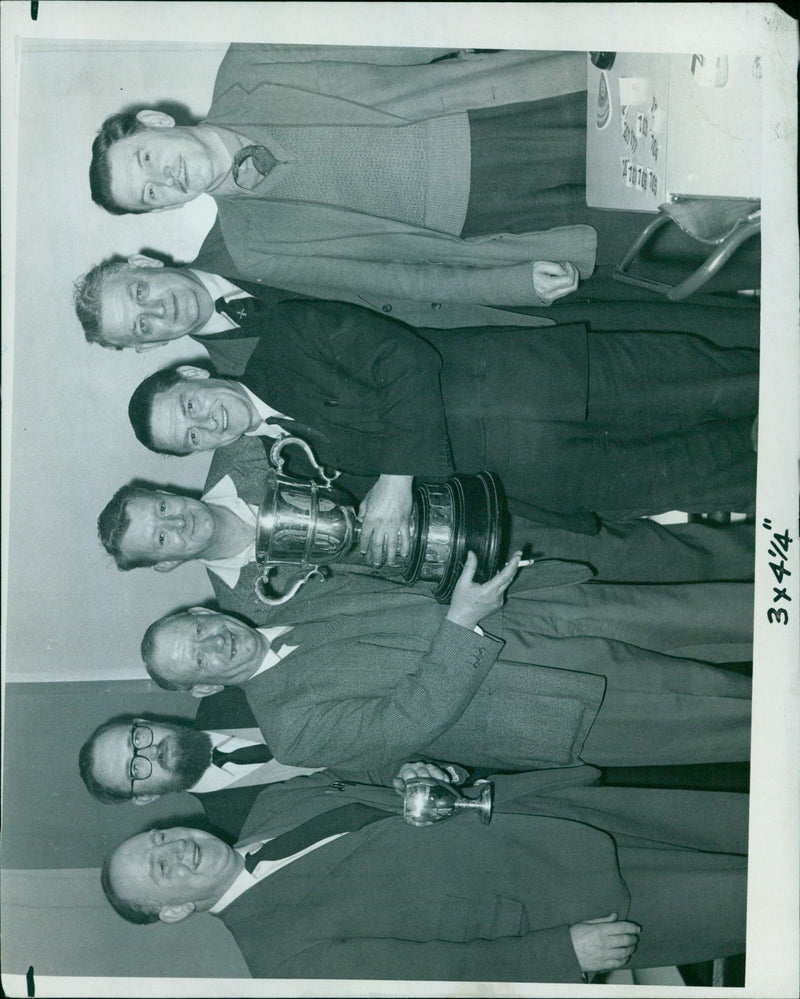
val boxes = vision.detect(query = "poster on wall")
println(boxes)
[1,3,798,997]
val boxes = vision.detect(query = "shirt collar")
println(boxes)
[188,269,248,335]
[249,625,297,677]
[198,476,257,588]
[239,384,291,435]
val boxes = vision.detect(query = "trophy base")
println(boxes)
[415,472,508,603]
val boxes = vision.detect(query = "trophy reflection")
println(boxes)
[403,777,494,827]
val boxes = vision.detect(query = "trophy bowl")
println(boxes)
[254,437,508,605]
[403,777,494,827]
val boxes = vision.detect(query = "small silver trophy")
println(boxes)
[402,777,494,828]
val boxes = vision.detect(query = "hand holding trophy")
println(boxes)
[394,761,494,828]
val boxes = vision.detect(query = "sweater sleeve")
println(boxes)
[267,621,502,772]
[249,253,550,307]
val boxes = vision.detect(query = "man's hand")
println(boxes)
[359,475,413,567]
[392,761,468,796]
[532,260,579,305]
[569,913,641,972]
[446,550,522,630]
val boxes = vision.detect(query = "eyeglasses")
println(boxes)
[128,722,154,795]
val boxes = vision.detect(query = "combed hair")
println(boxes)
[141,617,185,691]
[101,853,159,924]
[78,716,137,803]
[128,368,188,456]
[90,112,148,215]
[73,256,128,348]
[98,484,161,570]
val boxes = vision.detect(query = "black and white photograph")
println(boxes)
[1,3,798,996]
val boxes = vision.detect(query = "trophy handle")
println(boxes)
[269,436,341,488]
[254,564,326,606]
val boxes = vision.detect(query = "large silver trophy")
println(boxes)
[254,436,507,606]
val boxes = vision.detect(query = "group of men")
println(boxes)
[73,45,759,985]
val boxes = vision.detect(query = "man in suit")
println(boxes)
[73,250,310,376]
[77,695,321,840]
[138,548,752,783]
[98,435,757,630]
[74,238,760,375]
[127,299,759,542]
[101,765,747,982]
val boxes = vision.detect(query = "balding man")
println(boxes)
[102,765,747,983]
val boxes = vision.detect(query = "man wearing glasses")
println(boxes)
[78,709,323,840]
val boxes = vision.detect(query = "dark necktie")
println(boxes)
[214,295,269,326]
[262,415,330,450]
[244,802,391,871]
[211,743,275,769]
[232,144,278,190]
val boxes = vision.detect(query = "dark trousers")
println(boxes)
[436,328,758,518]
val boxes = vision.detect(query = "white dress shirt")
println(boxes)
[199,475,258,589]
[190,269,252,335]
[191,721,321,794]
[210,833,348,914]
[249,625,298,677]
[240,383,293,440]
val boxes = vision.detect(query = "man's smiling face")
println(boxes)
[148,371,258,454]
[148,609,269,689]
[118,491,217,568]
[109,827,243,920]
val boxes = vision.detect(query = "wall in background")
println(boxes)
[2,868,248,978]
[6,42,229,683]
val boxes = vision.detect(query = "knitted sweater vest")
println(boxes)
[261,115,471,236]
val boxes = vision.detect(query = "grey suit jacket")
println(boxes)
[204,44,597,313]
[219,767,747,982]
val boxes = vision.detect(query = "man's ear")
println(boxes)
[154,560,181,573]
[159,902,196,924]
[132,794,159,806]
[176,365,211,380]
[127,253,164,269]
[134,342,166,354]
[191,684,225,699]
[136,109,176,129]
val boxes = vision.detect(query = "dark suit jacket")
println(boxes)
[239,299,596,531]
[218,767,747,982]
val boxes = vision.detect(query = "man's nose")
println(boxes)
[192,412,217,431]
[201,632,226,653]
[163,163,180,188]
[142,299,166,317]
[157,838,186,864]
[162,512,185,529]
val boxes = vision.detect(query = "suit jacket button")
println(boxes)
[430,302,442,311]
[381,304,393,313]
[327,781,346,792]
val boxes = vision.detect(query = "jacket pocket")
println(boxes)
[436,893,527,942]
